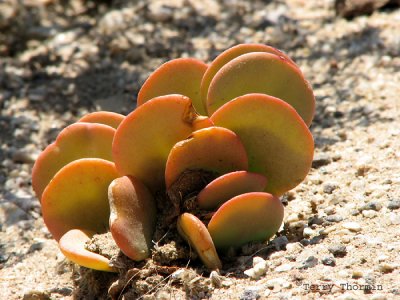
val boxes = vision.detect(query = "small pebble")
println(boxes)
[171,269,185,281]
[325,215,343,223]
[378,263,396,273]
[321,256,336,266]
[0,252,9,264]
[301,256,318,269]
[356,164,372,176]
[12,150,36,164]
[285,242,303,254]
[221,279,233,287]
[244,259,267,280]
[364,274,376,285]
[210,271,222,288]
[340,235,351,243]
[342,222,361,232]
[328,244,347,257]
[362,210,377,218]
[352,270,363,278]
[253,260,268,276]
[240,287,261,300]
[303,227,314,237]
[312,154,331,168]
[360,201,382,211]
[252,256,265,267]
[27,241,44,253]
[323,183,338,194]
[275,263,293,272]
[324,206,336,215]
[272,236,288,250]
[266,278,286,289]
[319,225,337,235]
[286,214,300,223]
[388,200,400,210]
[147,3,174,22]
[392,289,400,295]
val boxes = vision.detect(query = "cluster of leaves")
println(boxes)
[32,44,315,271]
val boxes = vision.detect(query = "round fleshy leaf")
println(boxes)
[59,229,116,272]
[137,58,208,115]
[192,116,214,131]
[108,176,157,261]
[208,192,284,249]
[78,111,125,129]
[200,43,296,108]
[165,126,248,188]
[197,171,267,210]
[32,122,115,200]
[207,52,315,125]
[41,158,119,241]
[113,95,203,192]
[211,94,314,196]
[177,213,222,270]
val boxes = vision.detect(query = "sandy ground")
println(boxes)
[1,0,399,299]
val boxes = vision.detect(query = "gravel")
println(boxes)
[328,244,348,257]
[387,199,400,210]
[321,256,336,266]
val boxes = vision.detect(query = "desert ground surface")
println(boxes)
[1,0,399,299]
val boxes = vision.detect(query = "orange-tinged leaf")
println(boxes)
[41,158,119,241]
[59,229,116,272]
[192,116,214,131]
[165,126,248,188]
[197,171,267,210]
[211,93,314,196]
[108,176,157,261]
[200,43,296,108]
[78,111,125,129]
[207,52,315,125]
[208,192,284,249]
[137,58,208,115]
[113,95,203,192]
[177,213,222,270]
[32,122,115,200]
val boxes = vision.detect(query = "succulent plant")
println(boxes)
[32,43,314,272]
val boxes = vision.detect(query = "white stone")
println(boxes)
[286,242,303,253]
[362,210,377,218]
[244,268,257,279]
[253,262,267,276]
[252,256,266,267]
[275,263,293,272]
[244,260,267,280]
[303,227,315,237]
[286,213,300,223]
[342,222,362,232]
